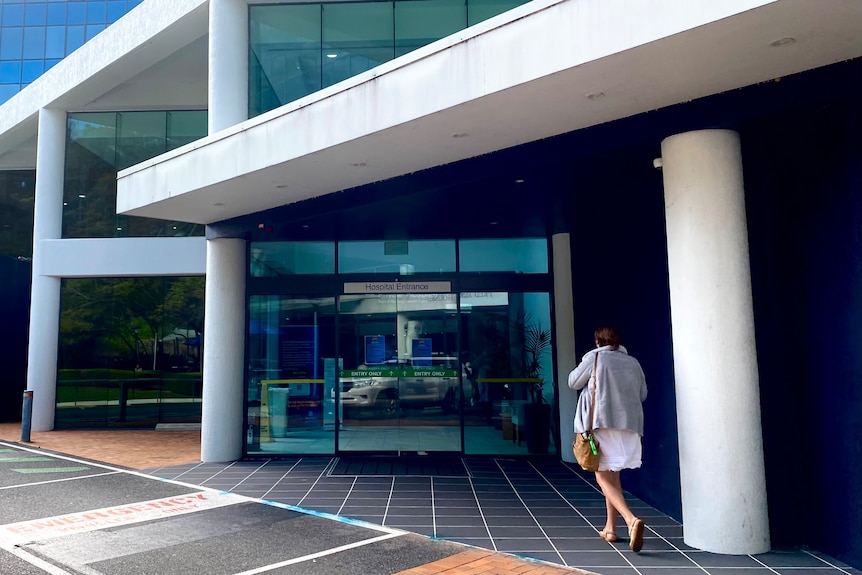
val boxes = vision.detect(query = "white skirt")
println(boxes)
[592,428,642,472]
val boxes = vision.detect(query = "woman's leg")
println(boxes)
[596,470,644,551]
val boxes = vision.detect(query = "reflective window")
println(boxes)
[459,238,548,273]
[250,4,322,116]
[467,0,524,25]
[395,0,465,57]
[64,111,207,238]
[57,276,205,429]
[321,2,393,88]
[23,27,46,59]
[1,27,24,59]
[249,0,529,117]
[47,4,67,26]
[338,240,456,274]
[460,291,553,455]
[0,1,138,104]
[246,295,337,455]
[24,4,48,27]
[0,170,36,259]
[250,242,336,276]
[45,26,66,58]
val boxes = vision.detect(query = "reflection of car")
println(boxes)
[340,357,461,415]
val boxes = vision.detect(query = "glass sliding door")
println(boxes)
[246,295,337,455]
[337,293,461,454]
[460,292,554,455]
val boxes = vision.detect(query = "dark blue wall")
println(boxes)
[0,255,30,422]
[744,96,862,565]
[567,145,681,521]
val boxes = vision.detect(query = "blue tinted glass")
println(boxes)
[2,5,24,27]
[46,3,64,24]
[459,238,548,273]
[0,84,20,103]
[85,23,103,40]
[66,2,85,24]
[45,25,64,57]
[0,61,22,83]
[21,59,42,82]
[106,1,125,22]
[0,27,23,59]
[65,25,83,53]
[127,0,143,8]
[338,240,456,274]
[250,242,336,276]
[23,3,46,25]
[86,1,105,23]
[44,58,59,70]
[22,26,45,58]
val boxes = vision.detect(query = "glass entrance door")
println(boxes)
[337,293,461,453]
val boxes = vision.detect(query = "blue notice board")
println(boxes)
[365,335,386,365]
[412,338,432,366]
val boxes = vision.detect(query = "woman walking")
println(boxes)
[568,326,648,552]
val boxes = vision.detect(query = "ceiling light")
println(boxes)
[350,162,367,167]
[276,184,288,189]
[326,53,338,58]
[586,92,605,100]
[78,194,86,198]
[514,179,525,184]
[769,37,796,47]
[452,133,468,138]
[213,202,224,207]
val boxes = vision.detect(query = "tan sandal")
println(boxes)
[598,530,618,542]
[628,518,645,553]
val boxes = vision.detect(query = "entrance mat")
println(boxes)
[330,456,469,477]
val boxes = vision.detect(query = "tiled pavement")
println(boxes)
[1,423,859,575]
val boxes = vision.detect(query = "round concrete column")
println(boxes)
[208,0,248,134]
[660,129,770,554]
[26,108,66,431]
[201,238,246,462]
[552,233,577,463]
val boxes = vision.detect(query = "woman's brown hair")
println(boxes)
[594,326,621,350]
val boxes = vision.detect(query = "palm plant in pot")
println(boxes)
[511,312,553,453]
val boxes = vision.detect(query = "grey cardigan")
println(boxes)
[568,345,647,435]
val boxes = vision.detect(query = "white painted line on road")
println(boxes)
[0,471,121,490]
[230,532,405,575]
[0,490,248,546]
[0,544,77,575]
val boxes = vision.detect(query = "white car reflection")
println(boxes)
[340,357,461,416]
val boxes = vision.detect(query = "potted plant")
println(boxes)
[515,315,553,453]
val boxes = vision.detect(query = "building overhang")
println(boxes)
[117,0,862,225]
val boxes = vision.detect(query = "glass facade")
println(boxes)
[246,239,554,457]
[0,0,144,104]
[249,0,527,117]
[57,276,204,428]
[0,169,35,258]
[64,110,207,238]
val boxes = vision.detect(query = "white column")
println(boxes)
[208,0,248,134]
[660,129,770,554]
[201,238,246,462]
[552,233,577,463]
[26,108,66,431]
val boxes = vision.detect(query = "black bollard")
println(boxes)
[21,390,33,443]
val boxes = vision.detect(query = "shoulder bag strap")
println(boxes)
[589,352,599,431]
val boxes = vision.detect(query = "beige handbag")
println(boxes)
[573,353,600,471]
